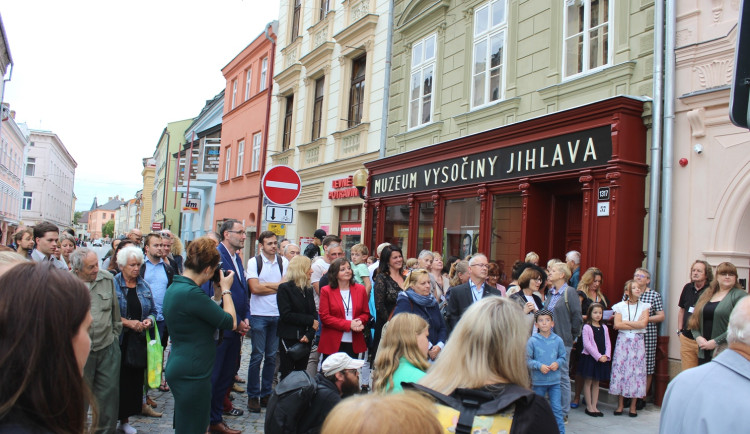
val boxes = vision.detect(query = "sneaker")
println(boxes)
[118,423,137,434]
[247,398,261,413]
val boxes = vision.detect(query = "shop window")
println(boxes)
[416,202,435,252]
[339,205,362,259]
[409,34,436,129]
[490,194,522,287]
[348,55,366,128]
[564,0,610,77]
[443,197,480,259]
[384,204,410,254]
[369,206,378,253]
[471,0,507,108]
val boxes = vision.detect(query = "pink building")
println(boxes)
[214,22,277,253]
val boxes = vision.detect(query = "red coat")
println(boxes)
[318,283,370,355]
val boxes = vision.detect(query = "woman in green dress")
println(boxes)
[163,237,237,434]
[372,313,431,394]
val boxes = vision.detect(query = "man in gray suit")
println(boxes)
[447,254,501,331]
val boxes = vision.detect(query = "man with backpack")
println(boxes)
[266,352,363,434]
[246,230,289,413]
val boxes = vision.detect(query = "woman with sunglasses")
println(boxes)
[163,237,238,434]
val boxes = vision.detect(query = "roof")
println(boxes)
[95,198,126,211]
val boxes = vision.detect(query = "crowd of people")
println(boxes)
[1,221,749,434]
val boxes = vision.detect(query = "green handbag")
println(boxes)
[146,326,164,389]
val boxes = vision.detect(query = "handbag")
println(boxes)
[123,328,147,369]
[147,326,164,389]
[282,339,311,361]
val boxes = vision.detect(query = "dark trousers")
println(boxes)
[210,332,242,425]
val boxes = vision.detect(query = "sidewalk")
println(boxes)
[129,338,660,433]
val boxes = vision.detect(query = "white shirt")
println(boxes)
[247,253,289,316]
[339,289,353,343]
[612,300,651,334]
[311,257,331,309]
[368,260,379,282]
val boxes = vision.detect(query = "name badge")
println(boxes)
[688,306,695,313]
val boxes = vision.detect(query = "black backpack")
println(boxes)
[264,370,317,434]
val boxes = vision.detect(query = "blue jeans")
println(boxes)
[560,346,572,416]
[533,383,565,434]
[248,315,279,399]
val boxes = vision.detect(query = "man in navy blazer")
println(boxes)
[447,254,501,331]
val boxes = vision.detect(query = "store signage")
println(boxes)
[340,223,362,235]
[370,126,612,198]
[203,145,221,172]
[329,176,359,200]
[181,197,200,213]
[151,222,163,231]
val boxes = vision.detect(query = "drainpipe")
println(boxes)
[646,2,664,279]
[257,22,276,245]
[378,0,394,158]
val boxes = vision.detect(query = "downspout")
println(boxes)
[646,0,664,279]
[257,22,276,242]
[378,0,394,158]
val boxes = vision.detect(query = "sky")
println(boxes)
[1,0,281,211]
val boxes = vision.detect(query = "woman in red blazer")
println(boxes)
[319,258,371,359]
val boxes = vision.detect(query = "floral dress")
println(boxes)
[609,300,650,398]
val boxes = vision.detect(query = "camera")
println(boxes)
[211,267,229,284]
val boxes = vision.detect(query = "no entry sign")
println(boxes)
[262,165,302,205]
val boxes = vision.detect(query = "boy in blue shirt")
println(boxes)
[527,309,567,434]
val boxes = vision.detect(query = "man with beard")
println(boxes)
[297,353,364,433]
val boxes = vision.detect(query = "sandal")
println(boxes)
[159,384,170,392]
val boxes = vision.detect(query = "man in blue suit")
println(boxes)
[203,219,250,434]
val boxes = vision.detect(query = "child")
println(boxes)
[405,257,418,271]
[366,255,376,266]
[527,309,567,434]
[350,244,372,295]
[578,303,611,417]
[610,280,650,417]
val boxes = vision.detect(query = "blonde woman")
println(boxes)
[322,392,442,434]
[429,251,450,303]
[410,297,557,432]
[373,313,430,394]
[579,267,609,308]
[170,234,185,274]
[277,255,318,379]
[392,269,447,361]
[525,251,540,265]
[448,260,469,288]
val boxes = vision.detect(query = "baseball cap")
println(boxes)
[313,229,326,240]
[321,352,364,376]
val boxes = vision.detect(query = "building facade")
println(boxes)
[151,119,193,234]
[266,0,389,251]
[0,107,27,244]
[215,23,277,257]
[88,196,124,240]
[139,160,155,234]
[20,129,76,229]
[177,91,223,242]
[667,2,750,368]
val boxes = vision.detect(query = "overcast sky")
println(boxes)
[2,0,281,211]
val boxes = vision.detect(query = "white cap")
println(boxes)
[321,352,364,375]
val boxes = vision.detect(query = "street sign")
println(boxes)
[261,165,302,205]
[597,202,610,217]
[598,187,610,201]
[151,222,163,231]
[265,205,294,223]
[268,223,287,236]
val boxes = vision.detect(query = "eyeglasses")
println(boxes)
[533,277,543,281]
[470,264,489,269]
[719,272,736,277]
[226,230,245,235]
[345,369,359,376]
[634,274,649,279]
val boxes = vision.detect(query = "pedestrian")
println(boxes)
[578,303,611,417]
[283,243,301,262]
[610,280,649,417]
[321,392,442,434]
[392,269,447,362]
[127,229,143,248]
[526,309,567,433]
[373,245,405,356]
[372,313,430,394]
[0,262,93,433]
[350,243,372,295]
[676,260,711,370]
[630,267,664,407]
[566,250,581,289]
[59,231,76,270]
[31,221,67,269]
[510,266,546,334]
[12,227,33,259]
[303,228,326,259]
[0,251,27,277]
[446,254,501,331]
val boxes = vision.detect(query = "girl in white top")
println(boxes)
[609,279,650,417]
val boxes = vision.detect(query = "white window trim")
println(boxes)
[252,133,262,172]
[260,58,268,91]
[22,191,32,210]
[470,0,508,111]
[231,80,238,109]
[245,69,253,100]
[224,147,231,181]
[236,140,245,177]
[561,0,614,80]
[408,34,437,131]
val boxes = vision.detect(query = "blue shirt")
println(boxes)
[469,279,483,304]
[547,284,567,311]
[526,331,567,386]
[144,258,169,321]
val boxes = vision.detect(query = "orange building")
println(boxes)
[88,196,124,240]
[214,22,277,253]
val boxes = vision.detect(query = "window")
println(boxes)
[409,34,436,129]
[319,0,330,21]
[564,0,610,77]
[231,80,238,109]
[25,157,36,176]
[472,0,507,108]
[245,69,253,100]
[236,140,245,177]
[252,133,262,171]
[444,197,481,259]
[22,192,32,210]
[260,58,268,91]
[311,77,325,140]
[348,55,366,128]
[291,0,302,41]
[282,95,294,151]
[224,147,231,181]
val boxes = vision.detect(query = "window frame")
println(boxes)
[231,80,238,109]
[224,146,232,181]
[348,55,367,128]
[252,133,262,172]
[22,191,32,210]
[25,157,36,177]
[260,58,268,91]
[236,140,245,177]
[562,0,613,79]
[319,0,330,21]
[470,0,508,110]
[311,76,325,140]
[408,33,437,130]
[282,95,295,151]
[291,0,302,42]
[245,68,253,100]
